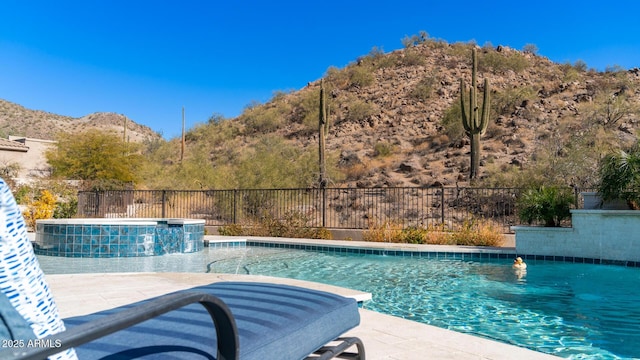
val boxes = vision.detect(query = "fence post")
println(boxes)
[233,189,238,224]
[94,191,100,217]
[161,190,167,218]
[440,185,445,225]
[321,187,327,228]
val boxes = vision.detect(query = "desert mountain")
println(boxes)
[2,39,639,191]
[215,41,640,189]
[0,99,160,142]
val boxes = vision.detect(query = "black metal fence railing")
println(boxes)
[76,187,589,233]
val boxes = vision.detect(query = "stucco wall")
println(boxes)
[514,210,640,262]
[1,137,56,183]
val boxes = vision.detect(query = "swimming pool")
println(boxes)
[37,246,640,359]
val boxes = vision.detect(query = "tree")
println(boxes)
[46,130,143,190]
[581,73,640,128]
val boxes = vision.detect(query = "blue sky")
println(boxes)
[1,1,638,139]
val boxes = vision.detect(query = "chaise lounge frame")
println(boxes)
[2,285,365,360]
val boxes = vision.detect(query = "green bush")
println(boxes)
[53,197,78,219]
[293,87,335,134]
[399,49,426,66]
[597,145,640,208]
[348,66,375,88]
[373,141,394,157]
[479,50,529,73]
[345,100,377,123]
[517,185,574,227]
[410,76,436,101]
[401,226,427,244]
[492,86,536,116]
[240,103,289,133]
[357,46,397,70]
[440,100,465,141]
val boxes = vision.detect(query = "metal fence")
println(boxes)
[76,187,589,233]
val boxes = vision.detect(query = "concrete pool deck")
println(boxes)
[46,272,560,359]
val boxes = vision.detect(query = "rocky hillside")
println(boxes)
[224,40,640,189]
[0,99,160,142]
[3,39,639,191]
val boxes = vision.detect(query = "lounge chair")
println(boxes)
[0,178,364,360]
[1,281,364,360]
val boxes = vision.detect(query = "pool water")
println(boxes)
[38,247,640,359]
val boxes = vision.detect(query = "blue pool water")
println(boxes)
[38,247,640,359]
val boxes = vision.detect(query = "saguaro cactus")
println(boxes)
[318,79,328,188]
[460,48,490,180]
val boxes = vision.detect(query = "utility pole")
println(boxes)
[181,107,185,162]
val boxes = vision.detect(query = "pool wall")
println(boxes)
[34,218,205,257]
[514,209,640,264]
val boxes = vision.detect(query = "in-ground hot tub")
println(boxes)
[34,218,205,257]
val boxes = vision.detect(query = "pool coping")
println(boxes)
[207,235,516,254]
[206,235,640,267]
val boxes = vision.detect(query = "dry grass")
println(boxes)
[362,220,404,242]
[362,217,504,246]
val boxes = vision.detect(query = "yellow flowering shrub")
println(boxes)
[23,190,57,229]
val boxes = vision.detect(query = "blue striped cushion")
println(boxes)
[0,178,77,360]
[65,282,360,360]
[0,290,36,341]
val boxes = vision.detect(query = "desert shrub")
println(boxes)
[362,220,404,242]
[326,62,375,89]
[240,103,288,133]
[342,163,371,181]
[53,196,77,219]
[369,47,397,69]
[236,136,318,188]
[186,116,241,145]
[13,185,31,205]
[410,76,436,101]
[401,226,428,244]
[0,162,21,186]
[399,49,426,66]
[573,60,588,72]
[450,218,504,246]
[479,50,529,73]
[23,189,57,229]
[235,211,332,239]
[293,86,337,134]
[522,43,538,55]
[401,30,430,48]
[446,42,472,59]
[423,223,454,245]
[326,66,350,89]
[362,219,501,246]
[348,66,375,88]
[440,101,465,141]
[517,185,574,227]
[581,87,640,129]
[560,61,586,82]
[492,86,537,116]
[345,99,377,123]
[357,46,397,70]
[373,141,394,157]
[218,224,244,236]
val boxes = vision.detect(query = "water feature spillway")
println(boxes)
[34,218,205,257]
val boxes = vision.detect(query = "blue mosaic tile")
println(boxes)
[35,221,204,258]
